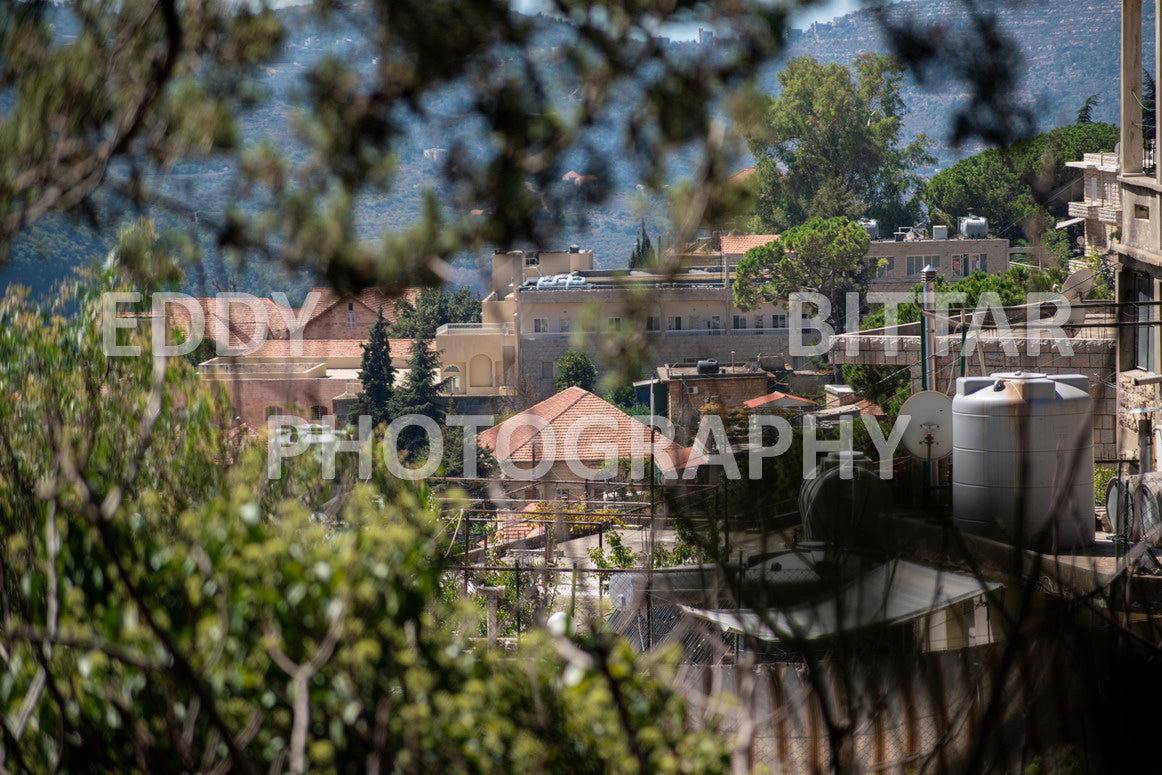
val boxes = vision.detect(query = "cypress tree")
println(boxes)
[390,336,446,455]
[358,306,395,427]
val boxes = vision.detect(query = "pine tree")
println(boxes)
[358,306,395,427]
[390,336,446,455]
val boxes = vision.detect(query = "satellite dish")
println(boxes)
[1060,267,1096,300]
[1060,268,1096,325]
[898,391,954,461]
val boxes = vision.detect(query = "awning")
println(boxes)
[1055,217,1084,229]
[680,559,1001,642]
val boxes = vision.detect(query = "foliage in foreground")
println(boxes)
[0,279,728,773]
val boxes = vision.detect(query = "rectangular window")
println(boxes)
[907,255,924,276]
[345,311,356,328]
[973,254,987,272]
[646,316,659,331]
[533,318,548,333]
[1138,273,1157,372]
[667,316,682,331]
[952,254,968,277]
[709,315,722,330]
[525,255,540,266]
[754,315,764,329]
[607,317,622,329]
[559,318,572,333]
[733,315,746,330]
[541,361,555,380]
[870,256,892,278]
[772,314,787,329]
[1136,203,1150,220]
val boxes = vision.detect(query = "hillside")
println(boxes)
[0,0,1138,297]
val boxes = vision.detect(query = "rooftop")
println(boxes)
[720,234,779,256]
[478,386,699,475]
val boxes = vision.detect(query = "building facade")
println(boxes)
[1115,0,1162,459]
[1065,152,1121,253]
[436,247,792,403]
[865,236,1015,293]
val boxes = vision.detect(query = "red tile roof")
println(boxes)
[303,286,423,324]
[478,386,696,476]
[720,234,779,256]
[743,391,818,410]
[728,166,756,182]
[159,297,293,348]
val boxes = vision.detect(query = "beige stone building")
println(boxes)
[435,246,792,404]
[865,234,1015,293]
[1114,0,1162,459]
[1065,152,1121,253]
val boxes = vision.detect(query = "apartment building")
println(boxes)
[435,246,791,403]
[865,232,1014,292]
[1064,152,1121,253]
[1115,0,1162,459]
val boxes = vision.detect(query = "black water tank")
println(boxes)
[696,359,719,375]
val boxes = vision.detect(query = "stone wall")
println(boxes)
[831,333,1118,459]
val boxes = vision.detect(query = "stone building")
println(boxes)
[1113,0,1162,460]
[1064,152,1121,253]
[477,386,698,501]
[435,246,792,404]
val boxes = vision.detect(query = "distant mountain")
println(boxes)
[773,0,1136,167]
[0,0,1135,297]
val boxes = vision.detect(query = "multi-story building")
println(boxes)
[1065,152,1121,253]
[865,233,1015,292]
[1114,0,1162,459]
[435,246,792,404]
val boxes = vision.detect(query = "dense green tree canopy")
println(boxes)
[555,349,598,393]
[0,270,730,773]
[924,122,1119,243]
[741,53,934,233]
[389,287,482,340]
[732,216,871,321]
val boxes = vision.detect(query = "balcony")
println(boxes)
[1098,206,1120,225]
[1067,201,1098,220]
[435,322,515,337]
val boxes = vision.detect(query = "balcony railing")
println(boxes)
[435,322,514,337]
[1067,201,1098,220]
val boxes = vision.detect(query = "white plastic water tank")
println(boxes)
[952,372,1094,548]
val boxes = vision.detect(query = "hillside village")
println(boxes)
[9,1,1162,773]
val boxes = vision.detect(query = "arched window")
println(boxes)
[443,365,463,394]
[468,355,493,387]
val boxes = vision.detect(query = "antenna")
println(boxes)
[898,391,954,461]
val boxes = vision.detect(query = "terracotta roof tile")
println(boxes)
[743,391,818,410]
[303,286,423,324]
[478,386,695,476]
[720,234,779,256]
